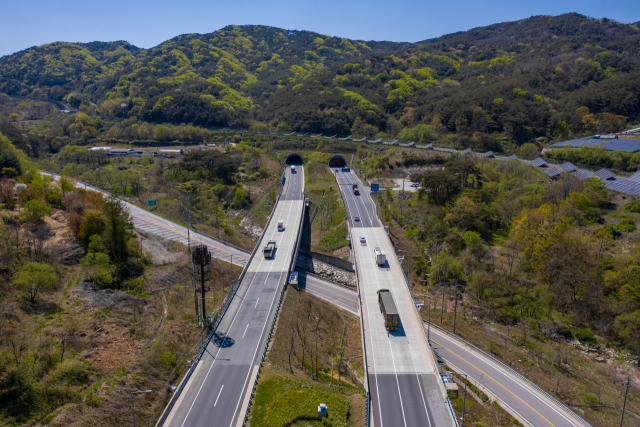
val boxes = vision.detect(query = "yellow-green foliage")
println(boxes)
[433,55,462,72]
[256,54,283,73]
[513,88,528,98]
[292,84,303,91]
[468,61,485,68]
[387,69,439,104]
[151,96,173,113]
[340,89,379,114]
[489,56,513,68]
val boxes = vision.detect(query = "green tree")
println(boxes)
[78,210,106,245]
[22,199,51,223]
[232,187,250,208]
[81,235,116,287]
[519,143,539,158]
[13,262,58,302]
[102,196,134,263]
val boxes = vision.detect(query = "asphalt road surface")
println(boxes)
[41,172,249,266]
[162,167,305,427]
[305,255,589,427]
[334,169,451,427]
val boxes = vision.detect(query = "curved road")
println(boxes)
[305,272,589,427]
[41,172,249,266]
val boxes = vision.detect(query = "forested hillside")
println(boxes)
[1,14,640,150]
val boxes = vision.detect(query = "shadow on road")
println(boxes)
[211,332,235,348]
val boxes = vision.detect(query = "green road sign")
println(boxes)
[148,200,157,206]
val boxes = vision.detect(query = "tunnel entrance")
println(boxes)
[285,153,304,165]
[328,155,347,168]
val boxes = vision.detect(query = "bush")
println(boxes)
[617,219,636,233]
[574,328,597,345]
[160,351,177,370]
[22,199,51,223]
[53,359,91,385]
[624,201,640,213]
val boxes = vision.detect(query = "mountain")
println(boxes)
[1,14,640,148]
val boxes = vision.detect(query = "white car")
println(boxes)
[359,236,366,245]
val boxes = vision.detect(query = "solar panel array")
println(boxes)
[628,171,640,182]
[560,162,578,172]
[594,168,615,180]
[544,167,562,178]
[505,154,519,161]
[573,169,592,180]
[480,151,494,158]
[606,179,640,196]
[461,148,472,154]
[531,158,547,167]
[549,138,640,152]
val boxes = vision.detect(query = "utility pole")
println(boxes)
[453,281,463,334]
[620,375,631,427]
[215,199,220,239]
[440,279,448,324]
[137,170,141,201]
[192,245,211,325]
[185,195,198,319]
[401,177,404,214]
[461,374,468,427]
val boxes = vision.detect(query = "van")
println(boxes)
[277,220,284,231]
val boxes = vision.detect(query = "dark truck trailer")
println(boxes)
[378,289,399,330]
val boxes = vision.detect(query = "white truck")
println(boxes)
[374,247,386,266]
[291,165,296,173]
[277,220,285,231]
[263,241,277,258]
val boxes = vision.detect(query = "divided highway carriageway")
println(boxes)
[159,166,305,427]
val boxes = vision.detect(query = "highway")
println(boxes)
[334,169,453,427]
[161,166,305,427]
[41,172,249,266]
[305,220,589,427]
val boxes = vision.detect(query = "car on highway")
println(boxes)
[354,216,360,221]
[359,236,366,245]
[410,183,420,187]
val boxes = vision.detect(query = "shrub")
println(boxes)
[22,199,51,223]
[160,351,177,370]
[617,219,636,232]
[574,328,597,345]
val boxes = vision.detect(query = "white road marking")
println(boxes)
[214,385,224,407]
[254,298,260,308]
[242,323,249,339]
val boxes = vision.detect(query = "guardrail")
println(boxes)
[154,171,285,427]
[445,397,460,427]
[426,322,593,427]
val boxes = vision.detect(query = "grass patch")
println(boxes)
[317,222,348,252]
[250,367,355,427]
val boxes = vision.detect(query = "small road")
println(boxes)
[41,172,249,266]
[303,275,589,427]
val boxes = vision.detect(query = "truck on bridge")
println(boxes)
[263,241,277,258]
[291,165,296,173]
[374,247,386,265]
[378,289,399,330]
[352,184,360,195]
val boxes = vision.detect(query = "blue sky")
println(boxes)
[1,0,639,57]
